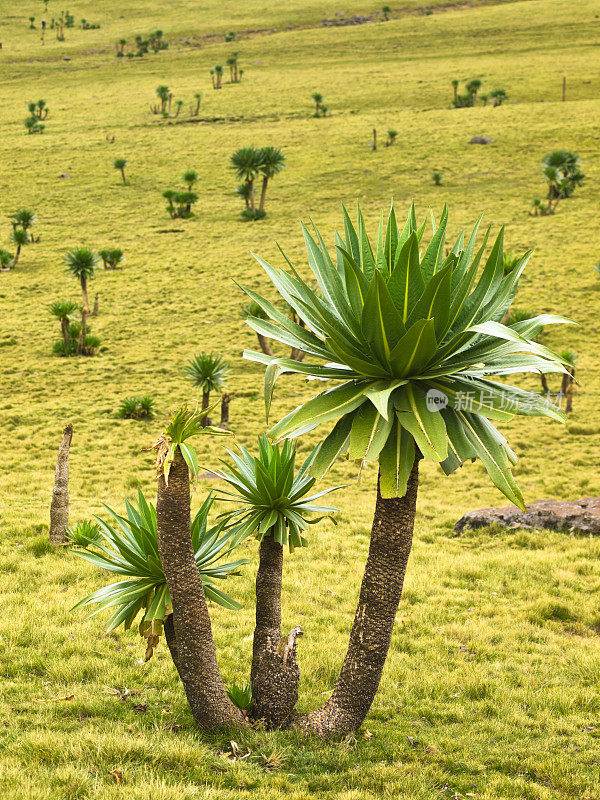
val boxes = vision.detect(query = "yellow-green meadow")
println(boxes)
[1,0,599,797]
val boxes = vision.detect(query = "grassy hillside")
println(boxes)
[1,0,600,797]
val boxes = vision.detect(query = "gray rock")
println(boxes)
[470,135,492,144]
[455,497,600,535]
[58,173,71,178]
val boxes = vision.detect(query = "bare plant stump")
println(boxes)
[49,423,73,544]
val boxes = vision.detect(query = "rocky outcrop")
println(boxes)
[470,135,492,144]
[455,498,600,535]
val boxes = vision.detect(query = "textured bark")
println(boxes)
[80,276,89,312]
[259,176,269,212]
[77,307,88,355]
[251,535,284,686]
[249,534,302,729]
[251,625,302,730]
[60,317,70,344]
[257,333,274,356]
[220,393,231,430]
[156,447,247,731]
[540,373,550,394]
[561,368,575,414]
[297,459,419,736]
[49,424,73,544]
[92,293,99,316]
[201,390,211,427]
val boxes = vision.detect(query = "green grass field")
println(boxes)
[1,0,600,797]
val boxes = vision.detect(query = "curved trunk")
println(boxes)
[12,244,21,268]
[49,423,73,544]
[257,333,274,356]
[259,176,269,212]
[156,447,247,731]
[297,459,419,736]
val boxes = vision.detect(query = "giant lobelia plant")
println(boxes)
[241,202,571,735]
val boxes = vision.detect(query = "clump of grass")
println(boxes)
[116,395,156,420]
[67,520,102,548]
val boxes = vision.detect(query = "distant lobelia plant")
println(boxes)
[231,147,285,220]
[382,5,391,21]
[24,115,45,134]
[49,299,79,349]
[184,353,230,425]
[28,99,48,119]
[183,169,199,190]
[114,157,128,184]
[11,208,37,242]
[9,228,29,268]
[98,247,124,269]
[153,85,171,115]
[542,150,584,199]
[190,92,202,116]
[385,129,397,146]
[257,147,286,213]
[432,171,443,185]
[230,147,263,219]
[226,52,242,83]
[490,88,508,106]
[210,65,224,89]
[311,92,327,117]
[117,395,156,420]
[63,247,100,354]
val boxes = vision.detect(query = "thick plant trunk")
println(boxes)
[77,308,88,355]
[540,373,549,394]
[259,176,269,212]
[290,347,306,362]
[250,534,302,729]
[49,423,73,544]
[60,317,70,344]
[562,369,575,414]
[248,180,255,214]
[80,277,89,312]
[201,390,211,427]
[220,393,231,429]
[12,245,21,268]
[156,447,247,731]
[297,459,419,736]
[257,333,274,356]
[251,535,283,685]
